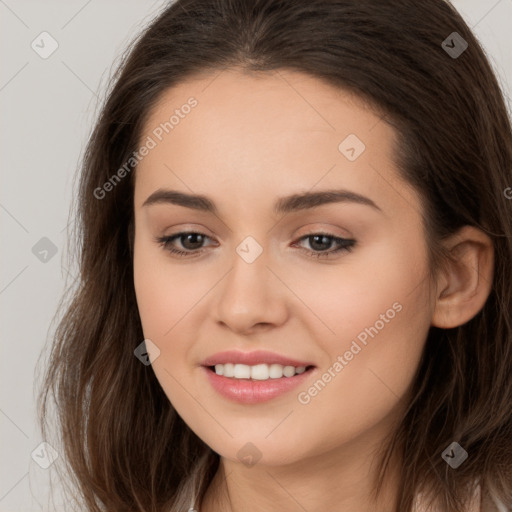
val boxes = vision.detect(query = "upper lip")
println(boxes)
[202,350,314,367]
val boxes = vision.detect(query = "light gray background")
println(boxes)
[1,1,511,510]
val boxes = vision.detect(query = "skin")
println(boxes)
[132,68,494,512]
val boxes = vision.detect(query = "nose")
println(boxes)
[213,244,289,335]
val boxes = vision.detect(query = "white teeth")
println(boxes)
[251,364,270,380]
[283,365,296,377]
[233,364,251,379]
[212,363,309,380]
[223,363,234,377]
[269,364,283,379]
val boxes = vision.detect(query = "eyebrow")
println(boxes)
[142,188,382,215]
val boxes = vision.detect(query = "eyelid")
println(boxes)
[159,224,351,248]
[293,223,353,240]
[155,228,356,260]
[162,224,215,237]
[160,222,352,242]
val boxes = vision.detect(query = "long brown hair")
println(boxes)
[36,1,512,510]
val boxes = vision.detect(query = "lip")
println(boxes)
[202,365,317,404]
[201,349,314,367]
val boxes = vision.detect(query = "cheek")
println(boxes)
[286,232,430,340]
[284,252,430,457]
[289,234,431,398]
[133,245,203,408]
[133,240,210,339]
[133,241,223,404]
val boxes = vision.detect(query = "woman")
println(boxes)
[37,0,512,511]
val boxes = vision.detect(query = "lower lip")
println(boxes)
[202,366,316,404]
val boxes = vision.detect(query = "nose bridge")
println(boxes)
[214,233,287,331]
[223,234,271,303]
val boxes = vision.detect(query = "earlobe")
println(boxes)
[431,226,494,329]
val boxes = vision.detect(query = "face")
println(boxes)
[133,68,435,467]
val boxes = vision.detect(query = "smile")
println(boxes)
[210,363,311,380]
[203,364,316,404]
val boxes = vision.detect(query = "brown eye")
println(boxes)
[294,233,356,259]
[155,231,214,257]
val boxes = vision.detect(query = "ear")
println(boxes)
[431,225,494,329]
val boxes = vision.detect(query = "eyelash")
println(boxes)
[154,231,356,259]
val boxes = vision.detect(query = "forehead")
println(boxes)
[141,68,385,147]
[134,68,418,217]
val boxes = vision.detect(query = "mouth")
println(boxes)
[206,363,316,380]
[202,363,317,404]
